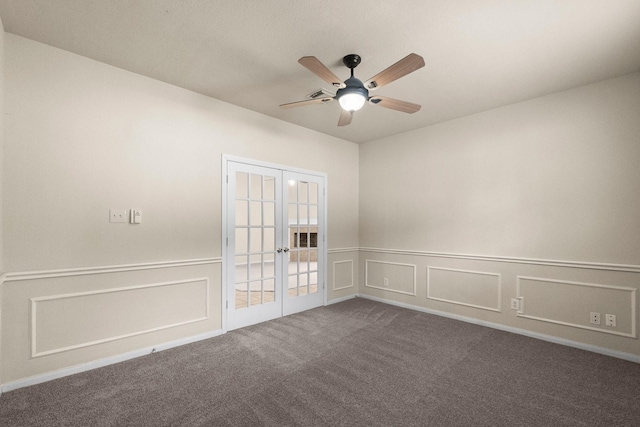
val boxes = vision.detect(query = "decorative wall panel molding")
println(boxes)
[427,266,501,312]
[333,260,354,290]
[365,259,416,296]
[517,276,637,338]
[30,278,210,357]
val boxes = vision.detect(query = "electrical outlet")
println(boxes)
[383,277,389,287]
[510,298,520,310]
[109,209,127,223]
[605,314,616,327]
[590,312,601,325]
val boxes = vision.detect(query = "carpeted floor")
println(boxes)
[2,297,640,426]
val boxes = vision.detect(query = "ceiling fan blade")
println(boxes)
[365,53,425,90]
[369,96,421,113]
[279,97,334,109]
[298,56,346,89]
[337,109,353,126]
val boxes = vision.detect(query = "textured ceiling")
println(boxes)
[1,0,639,143]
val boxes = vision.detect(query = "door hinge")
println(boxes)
[226,237,229,247]
[226,300,229,309]
[226,174,229,184]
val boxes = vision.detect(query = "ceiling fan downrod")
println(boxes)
[342,54,361,77]
[336,54,368,112]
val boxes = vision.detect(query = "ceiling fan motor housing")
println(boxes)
[336,77,369,99]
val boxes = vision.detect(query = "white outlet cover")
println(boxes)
[109,209,127,223]
[605,314,616,327]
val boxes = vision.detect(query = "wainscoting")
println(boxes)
[516,276,636,338]
[30,278,210,358]
[427,266,501,312]
[2,251,361,392]
[365,259,416,296]
[359,247,640,361]
[4,246,636,392]
[328,248,359,298]
[1,259,221,391]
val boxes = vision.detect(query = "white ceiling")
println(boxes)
[1,1,639,144]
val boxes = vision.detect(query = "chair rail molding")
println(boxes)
[359,247,640,273]
[3,257,222,282]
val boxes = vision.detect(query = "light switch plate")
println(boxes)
[130,209,142,224]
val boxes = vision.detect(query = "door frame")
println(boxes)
[221,154,328,333]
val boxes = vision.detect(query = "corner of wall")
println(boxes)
[0,13,6,389]
[1,12,5,273]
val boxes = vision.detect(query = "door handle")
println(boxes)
[283,247,290,253]
[277,248,283,253]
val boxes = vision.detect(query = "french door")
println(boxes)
[225,159,325,330]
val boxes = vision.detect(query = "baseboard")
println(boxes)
[326,294,358,305]
[0,329,224,395]
[357,294,640,364]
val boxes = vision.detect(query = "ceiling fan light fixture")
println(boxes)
[336,76,369,112]
[338,91,366,112]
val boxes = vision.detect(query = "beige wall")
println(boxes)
[361,73,640,263]
[3,34,359,272]
[1,34,359,386]
[359,72,640,358]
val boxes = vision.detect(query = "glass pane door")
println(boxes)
[282,171,324,316]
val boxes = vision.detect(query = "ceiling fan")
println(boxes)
[280,53,425,126]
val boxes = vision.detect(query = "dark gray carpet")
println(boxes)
[2,297,640,426]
